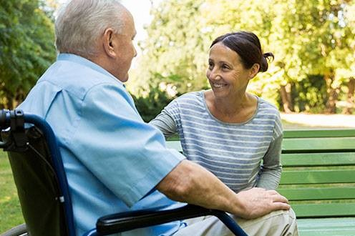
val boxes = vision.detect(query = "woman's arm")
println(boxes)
[256,134,283,190]
[149,110,177,138]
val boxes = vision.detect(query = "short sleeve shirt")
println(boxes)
[19,53,185,235]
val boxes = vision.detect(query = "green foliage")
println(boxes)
[132,82,175,122]
[129,0,355,114]
[0,0,56,109]
[293,75,328,113]
[132,0,211,96]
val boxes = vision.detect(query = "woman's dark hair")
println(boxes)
[210,31,274,72]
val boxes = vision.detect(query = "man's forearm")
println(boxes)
[156,160,242,214]
[156,160,290,219]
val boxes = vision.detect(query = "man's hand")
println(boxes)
[234,188,290,219]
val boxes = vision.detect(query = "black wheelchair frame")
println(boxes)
[0,109,247,236]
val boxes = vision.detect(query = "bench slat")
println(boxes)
[282,152,355,166]
[278,186,355,200]
[297,218,355,236]
[292,202,355,218]
[284,129,355,138]
[280,169,355,184]
[282,138,355,152]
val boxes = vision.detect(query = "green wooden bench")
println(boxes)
[166,128,355,235]
[279,129,355,235]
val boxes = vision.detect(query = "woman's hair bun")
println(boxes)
[260,52,274,72]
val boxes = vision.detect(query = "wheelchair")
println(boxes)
[0,109,247,236]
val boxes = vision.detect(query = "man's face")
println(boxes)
[112,11,137,82]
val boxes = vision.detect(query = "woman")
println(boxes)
[150,31,283,192]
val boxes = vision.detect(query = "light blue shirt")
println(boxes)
[19,53,186,235]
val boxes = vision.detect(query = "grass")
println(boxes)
[0,151,24,233]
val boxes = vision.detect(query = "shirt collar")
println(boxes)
[57,53,124,87]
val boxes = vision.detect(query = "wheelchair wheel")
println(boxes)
[1,224,28,236]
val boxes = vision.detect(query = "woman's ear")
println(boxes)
[249,63,260,79]
[103,28,116,58]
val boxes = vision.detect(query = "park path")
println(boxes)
[281,113,355,129]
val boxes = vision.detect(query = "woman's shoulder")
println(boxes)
[175,90,205,104]
[256,97,283,134]
[258,97,280,114]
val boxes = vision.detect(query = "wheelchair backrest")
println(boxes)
[0,110,73,236]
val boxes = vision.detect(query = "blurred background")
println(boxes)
[0,0,354,123]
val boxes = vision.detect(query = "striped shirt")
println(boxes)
[150,91,283,192]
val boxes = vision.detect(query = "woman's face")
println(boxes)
[206,42,253,98]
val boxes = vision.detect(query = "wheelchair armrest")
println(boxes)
[96,204,210,234]
[96,204,247,236]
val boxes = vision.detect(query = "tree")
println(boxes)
[294,0,355,113]
[0,0,56,109]
[130,0,355,114]
[130,0,213,97]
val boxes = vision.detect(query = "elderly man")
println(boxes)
[18,0,297,235]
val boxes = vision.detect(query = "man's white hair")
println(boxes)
[55,0,126,57]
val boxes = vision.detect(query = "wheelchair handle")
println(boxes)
[0,109,27,149]
[0,109,11,129]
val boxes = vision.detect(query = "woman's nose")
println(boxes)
[208,69,221,80]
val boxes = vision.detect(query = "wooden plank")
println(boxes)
[282,137,355,152]
[297,218,355,236]
[292,202,355,218]
[281,152,355,166]
[284,129,355,138]
[280,169,355,184]
[278,186,355,200]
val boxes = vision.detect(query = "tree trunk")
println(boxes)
[326,88,339,114]
[280,84,293,113]
[324,73,338,114]
[342,77,355,114]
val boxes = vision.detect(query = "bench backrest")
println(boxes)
[280,129,355,218]
[166,128,355,218]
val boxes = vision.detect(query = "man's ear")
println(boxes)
[249,63,260,79]
[103,28,117,58]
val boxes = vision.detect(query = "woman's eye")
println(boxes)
[222,64,229,70]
